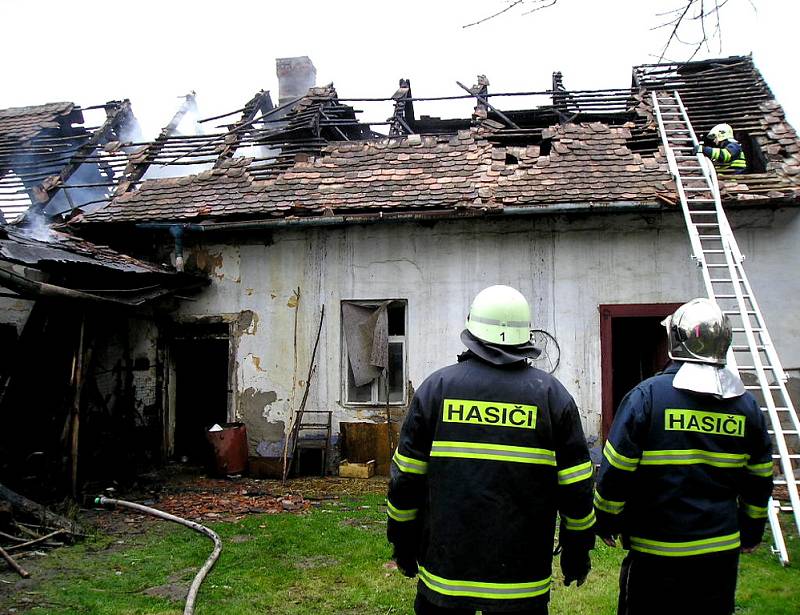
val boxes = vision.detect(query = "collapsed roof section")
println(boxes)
[60,56,800,226]
[0,100,139,223]
[0,224,206,306]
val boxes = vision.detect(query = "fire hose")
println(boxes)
[95,496,222,615]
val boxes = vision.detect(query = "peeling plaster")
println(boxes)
[247,354,268,373]
[237,310,259,335]
[193,247,225,279]
[238,387,283,452]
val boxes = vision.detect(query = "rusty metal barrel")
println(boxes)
[206,422,248,476]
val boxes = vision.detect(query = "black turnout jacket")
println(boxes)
[595,363,773,557]
[387,345,593,612]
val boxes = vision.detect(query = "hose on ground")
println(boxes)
[95,496,222,615]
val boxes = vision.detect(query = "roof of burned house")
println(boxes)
[46,56,800,227]
[0,102,76,146]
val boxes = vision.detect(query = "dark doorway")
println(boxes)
[172,324,230,463]
[599,303,682,439]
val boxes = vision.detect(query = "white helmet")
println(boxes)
[466,285,531,346]
[707,123,734,145]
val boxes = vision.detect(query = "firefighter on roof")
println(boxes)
[698,123,747,174]
[387,285,594,614]
[595,298,773,615]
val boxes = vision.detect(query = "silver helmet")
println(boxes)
[662,298,732,366]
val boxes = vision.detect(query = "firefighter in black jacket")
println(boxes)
[595,298,773,615]
[387,285,595,614]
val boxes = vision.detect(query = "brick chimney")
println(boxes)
[276,56,317,105]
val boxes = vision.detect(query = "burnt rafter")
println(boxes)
[27,100,134,215]
[213,90,274,168]
[457,77,521,130]
[115,92,198,195]
[551,71,580,124]
[388,79,415,137]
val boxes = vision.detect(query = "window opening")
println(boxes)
[342,300,407,405]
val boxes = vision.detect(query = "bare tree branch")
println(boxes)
[465,0,755,63]
[463,0,527,29]
[520,0,559,17]
[463,0,558,29]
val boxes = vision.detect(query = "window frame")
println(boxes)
[341,298,408,407]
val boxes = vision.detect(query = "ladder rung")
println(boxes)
[732,345,765,351]
[695,223,720,227]
[772,454,800,459]
[715,294,749,299]
[738,365,777,370]
[706,264,731,268]
[733,327,762,332]
[687,198,715,203]
[704,250,727,254]
[745,385,782,390]
[768,430,799,435]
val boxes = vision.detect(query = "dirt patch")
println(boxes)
[143,582,188,602]
[229,535,252,544]
[292,555,340,570]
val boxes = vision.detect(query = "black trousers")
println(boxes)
[617,550,740,615]
[414,592,548,615]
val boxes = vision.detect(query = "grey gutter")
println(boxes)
[135,201,665,234]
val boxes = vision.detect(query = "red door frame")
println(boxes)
[599,303,683,440]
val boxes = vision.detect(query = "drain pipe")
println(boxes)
[95,496,221,615]
[169,225,185,272]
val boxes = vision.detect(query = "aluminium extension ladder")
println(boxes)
[652,90,800,566]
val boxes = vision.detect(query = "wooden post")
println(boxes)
[0,544,29,578]
[69,317,93,500]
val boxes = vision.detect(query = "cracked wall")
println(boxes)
[161,206,800,448]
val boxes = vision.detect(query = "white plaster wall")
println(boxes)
[174,206,800,445]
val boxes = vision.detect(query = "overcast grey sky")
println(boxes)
[1,0,797,137]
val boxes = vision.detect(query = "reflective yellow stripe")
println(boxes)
[393,449,428,475]
[742,502,768,520]
[430,441,556,466]
[562,509,596,531]
[603,441,640,472]
[640,449,747,468]
[558,461,593,485]
[746,460,773,477]
[386,499,417,522]
[594,489,625,515]
[629,532,740,557]
[418,566,551,600]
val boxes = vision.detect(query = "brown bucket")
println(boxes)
[206,422,249,475]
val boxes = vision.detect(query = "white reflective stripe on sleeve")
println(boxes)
[558,461,593,485]
[392,449,429,475]
[386,499,418,522]
[562,509,596,531]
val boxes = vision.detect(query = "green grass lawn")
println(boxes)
[1,493,798,614]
